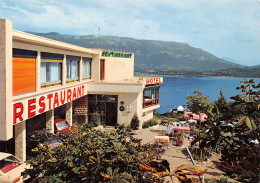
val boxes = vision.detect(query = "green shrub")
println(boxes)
[90,111,101,127]
[188,80,260,182]
[23,124,164,182]
[130,113,140,130]
[158,112,185,121]
[142,118,158,128]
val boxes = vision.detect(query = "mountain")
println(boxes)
[251,64,260,69]
[28,32,244,72]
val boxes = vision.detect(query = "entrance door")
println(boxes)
[105,102,117,126]
[88,94,118,126]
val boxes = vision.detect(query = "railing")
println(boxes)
[41,81,62,88]
[66,78,79,83]
[143,98,159,108]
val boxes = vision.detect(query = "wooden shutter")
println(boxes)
[100,59,105,80]
[13,57,36,95]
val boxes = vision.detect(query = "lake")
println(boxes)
[157,76,260,114]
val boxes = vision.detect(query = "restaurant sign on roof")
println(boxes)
[102,51,132,58]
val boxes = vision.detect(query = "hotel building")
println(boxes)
[0,19,163,161]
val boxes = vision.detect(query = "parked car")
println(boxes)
[27,131,62,159]
[38,136,62,150]
[54,119,74,134]
[0,152,29,183]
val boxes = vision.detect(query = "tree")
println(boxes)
[213,89,233,122]
[130,113,140,130]
[190,80,260,182]
[185,90,215,115]
[231,79,260,130]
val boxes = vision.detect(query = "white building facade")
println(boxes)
[0,19,163,161]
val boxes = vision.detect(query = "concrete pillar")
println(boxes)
[91,54,100,81]
[36,51,41,92]
[85,96,88,124]
[15,120,26,162]
[0,19,13,140]
[46,109,54,134]
[79,57,83,82]
[137,91,143,129]
[66,102,73,126]
[62,54,66,85]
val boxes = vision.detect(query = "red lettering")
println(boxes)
[67,89,72,102]
[77,86,81,98]
[47,94,53,110]
[146,79,149,85]
[28,99,36,118]
[82,85,84,96]
[53,92,59,108]
[150,79,153,84]
[72,88,77,100]
[14,103,24,124]
[39,96,45,113]
[60,91,66,104]
[156,78,159,83]
[145,78,162,85]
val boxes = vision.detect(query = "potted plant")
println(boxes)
[176,131,184,147]
[130,113,140,135]
[90,112,102,130]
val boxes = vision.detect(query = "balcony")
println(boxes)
[143,98,159,108]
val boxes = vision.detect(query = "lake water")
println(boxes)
[157,76,260,114]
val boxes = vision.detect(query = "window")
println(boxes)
[100,59,105,80]
[41,61,62,85]
[67,55,80,82]
[41,52,63,87]
[55,121,70,131]
[143,86,159,108]
[144,89,155,100]
[82,57,92,79]
[13,48,37,95]
[0,155,22,173]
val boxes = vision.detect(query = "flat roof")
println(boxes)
[12,30,100,55]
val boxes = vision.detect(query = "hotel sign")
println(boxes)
[145,77,163,85]
[102,51,132,58]
[13,85,86,124]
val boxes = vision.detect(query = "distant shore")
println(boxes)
[135,70,260,79]
[135,73,260,79]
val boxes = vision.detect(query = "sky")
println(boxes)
[0,0,260,66]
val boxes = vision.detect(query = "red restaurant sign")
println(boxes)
[145,77,162,85]
[13,85,85,124]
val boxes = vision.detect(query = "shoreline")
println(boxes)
[134,72,260,79]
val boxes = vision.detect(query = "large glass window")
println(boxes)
[66,55,80,82]
[41,61,62,85]
[143,87,159,108]
[144,89,155,100]
[82,57,92,79]
[41,52,63,87]
[0,155,22,173]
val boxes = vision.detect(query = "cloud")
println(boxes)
[0,0,260,65]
